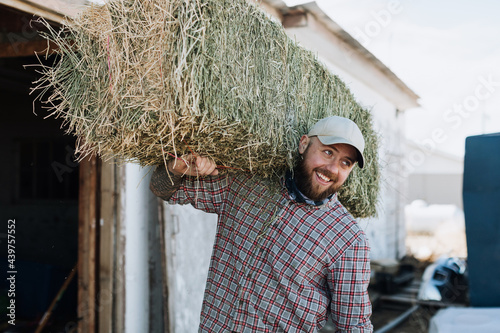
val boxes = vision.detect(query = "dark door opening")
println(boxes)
[0,53,79,332]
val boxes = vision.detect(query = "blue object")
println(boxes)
[418,256,467,303]
[463,132,500,307]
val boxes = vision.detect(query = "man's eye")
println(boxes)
[342,160,352,167]
[324,150,333,156]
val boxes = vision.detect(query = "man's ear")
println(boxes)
[298,135,309,154]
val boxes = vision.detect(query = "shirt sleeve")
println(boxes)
[149,165,183,201]
[165,170,232,216]
[328,234,373,332]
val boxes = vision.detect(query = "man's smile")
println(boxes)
[315,171,332,183]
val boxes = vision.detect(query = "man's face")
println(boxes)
[294,136,357,201]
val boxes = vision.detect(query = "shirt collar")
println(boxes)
[285,170,333,206]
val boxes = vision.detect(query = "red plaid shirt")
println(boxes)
[151,169,372,332]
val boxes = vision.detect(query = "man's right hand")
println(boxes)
[167,154,219,177]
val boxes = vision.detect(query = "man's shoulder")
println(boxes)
[321,196,368,243]
[325,195,357,222]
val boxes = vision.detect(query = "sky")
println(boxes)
[284,0,500,156]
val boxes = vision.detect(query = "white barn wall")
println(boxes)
[163,203,217,333]
[122,164,151,333]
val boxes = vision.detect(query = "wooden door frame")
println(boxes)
[78,157,126,333]
[77,156,99,332]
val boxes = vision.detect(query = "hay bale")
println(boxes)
[34,0,380,218]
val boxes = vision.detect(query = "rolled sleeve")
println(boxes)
[168,173,232,216]
[329,235,373,332]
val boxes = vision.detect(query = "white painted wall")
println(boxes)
[123,164,151,333]
[162,203,217,333]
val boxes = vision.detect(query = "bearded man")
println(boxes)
[150,116,373,332]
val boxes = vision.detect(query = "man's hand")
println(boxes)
[167,154,219,177]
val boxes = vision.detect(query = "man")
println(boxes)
[150,116,373,332]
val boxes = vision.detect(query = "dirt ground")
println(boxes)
[369,227,468,333]
[372,304,440,333]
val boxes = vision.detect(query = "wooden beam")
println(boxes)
[0,39,58,58]
[0,0,77,24]
[98,160,116,333]
[113,165,126,333]
[78,155,100,333]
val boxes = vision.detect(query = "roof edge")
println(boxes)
[0,0,86,23]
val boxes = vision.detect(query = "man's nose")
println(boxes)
[325,160,339,174]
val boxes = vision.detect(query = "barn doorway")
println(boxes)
[0,6,79,331]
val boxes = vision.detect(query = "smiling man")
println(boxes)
[291,116,365,204]
[150,116,373,332]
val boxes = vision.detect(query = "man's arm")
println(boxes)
[149,164,183,201]
[329,236,373,332]
[149,154,219,201]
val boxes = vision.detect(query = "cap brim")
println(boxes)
[316,136,365,169]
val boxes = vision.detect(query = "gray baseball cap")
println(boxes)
[308,116,365,168]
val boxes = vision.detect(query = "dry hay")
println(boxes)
[33,0,380,218]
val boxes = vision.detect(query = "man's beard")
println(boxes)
[293,155,341,201]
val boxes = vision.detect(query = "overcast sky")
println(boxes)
[284,0,500,156]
